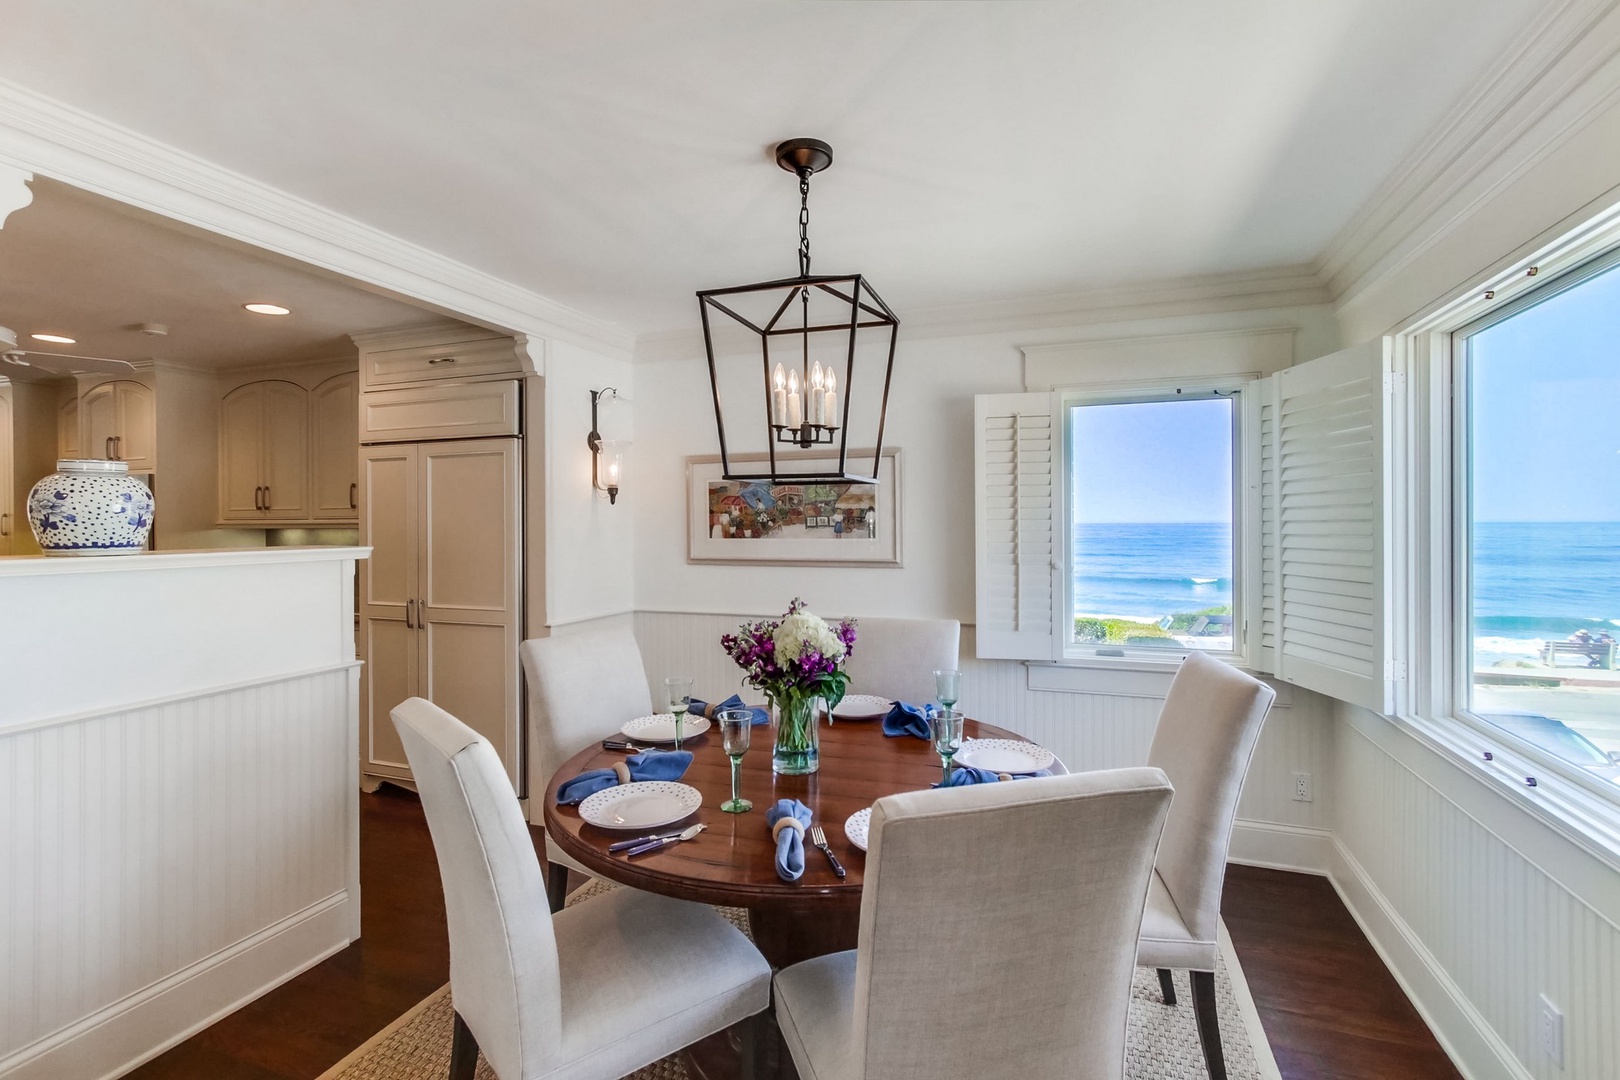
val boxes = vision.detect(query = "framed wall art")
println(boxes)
[686,449,902,566]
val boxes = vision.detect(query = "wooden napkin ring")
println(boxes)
[772,817,806,841]
[612,762,633,786]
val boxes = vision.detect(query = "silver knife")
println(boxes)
[607,827,690,853]
[625,823,705,857]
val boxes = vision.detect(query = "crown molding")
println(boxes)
[1319,0,1620,308]
[632,263,1330,363]
[0,78,635,360]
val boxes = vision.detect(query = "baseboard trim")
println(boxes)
[0,891,354,1080]
[1228,819,1334,874]
[1326,837,1530,1080]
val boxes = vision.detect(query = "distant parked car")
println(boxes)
[1479,711,1620,785]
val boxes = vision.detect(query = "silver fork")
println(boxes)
[808,825,846,878]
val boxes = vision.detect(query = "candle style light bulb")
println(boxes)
[824,367,838,427]
[786,368,803,429]
[774,364,786,391]
[809,362,825,426]
[772,363,788,426]
[787,369,800,394]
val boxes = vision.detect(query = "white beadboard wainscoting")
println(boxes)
[0,548,366,1080]
[1331,703,1620,1080]
[630,611,1335,854]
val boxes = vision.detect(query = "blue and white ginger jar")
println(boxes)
[27,459,155,556]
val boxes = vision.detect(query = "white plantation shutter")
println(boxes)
[1267,339,1395,712]
[974,393,1059,660]
[1253,379,1282,673]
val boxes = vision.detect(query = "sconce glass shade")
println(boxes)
[697,272,898,484]
[596,440,627,500]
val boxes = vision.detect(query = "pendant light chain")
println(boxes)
[798,168,812,278]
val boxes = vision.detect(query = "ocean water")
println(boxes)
[1070,521,1620,651]
[1473,521,1620,661]
[1072,523,1232,619]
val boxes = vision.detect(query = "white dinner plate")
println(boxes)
[830,694,890,721]
[954,738,1055,774]
[844,807,872,852]
[621,713,712,743]
[578,782,703,830]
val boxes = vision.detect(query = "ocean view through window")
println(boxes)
[1461,255,1620,790]
[1068,395,1235,655]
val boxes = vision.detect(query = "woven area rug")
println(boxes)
[320,880,1280,1080]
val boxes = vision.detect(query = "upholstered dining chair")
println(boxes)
[1138,650,1276,1080]
[840,616,960,706]
[773,767,1174,1080]
[520,627,654,910]
[392,697,772,1080]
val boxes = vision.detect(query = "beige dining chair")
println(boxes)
[1138,650,1275,1080]
[840,616,960,705]
[520,627,654,910]
[392,697,772,1080]
[773,767,1174,1080]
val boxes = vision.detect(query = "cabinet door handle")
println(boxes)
[263,485,271,510]
[105,436,114,460]
[350,482,358,510]
[405,599,414,629]
[253,486,262,511]
[417,599,426,631]
[114,435,122,460]
[427,356,457,365]
[0,512,9,537]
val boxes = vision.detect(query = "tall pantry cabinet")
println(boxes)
[355,325,537,795]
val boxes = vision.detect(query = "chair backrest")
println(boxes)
[855,768,1173,1080]
[841,616,960,705]
[392,697,561,1080]
[520,627,654,791]
[1147,651,1276,945]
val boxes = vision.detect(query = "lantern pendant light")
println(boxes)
[697,138,899,484]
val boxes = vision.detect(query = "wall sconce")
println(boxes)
[588,388,627,504]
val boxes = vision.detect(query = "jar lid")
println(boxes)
[56,459,131,474]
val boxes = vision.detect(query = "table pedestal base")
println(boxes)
[682,904,859,1080]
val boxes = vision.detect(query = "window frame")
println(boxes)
[1445,245,1620,814]
[1056,376,1250,668]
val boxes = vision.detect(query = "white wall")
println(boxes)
[628,302,1342,840]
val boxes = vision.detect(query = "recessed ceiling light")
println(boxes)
[244,303,291,316]
[31,333,76,344]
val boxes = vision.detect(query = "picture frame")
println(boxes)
[686,449,902,566]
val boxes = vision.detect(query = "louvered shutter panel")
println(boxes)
[1272,339,1394,713]
[1249,377,1281,674]
[975,393,1058,660]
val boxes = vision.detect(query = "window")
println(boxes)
[1456,255,1620,791]
[1065,392,1238,658]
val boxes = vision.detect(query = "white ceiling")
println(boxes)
[0,178,449,372]
[0,1,1550,335]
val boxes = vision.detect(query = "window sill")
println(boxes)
[1386,709,1620,878]
[1024,656,1293,706]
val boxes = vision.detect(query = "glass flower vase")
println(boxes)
[770,689,820,775]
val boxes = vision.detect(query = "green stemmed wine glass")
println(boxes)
[933,668,961,712]
[717,707,753,813]
[664,676,693,750]
[930,707,964,785]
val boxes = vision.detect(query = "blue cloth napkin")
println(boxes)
[934,765,1053,788]
[555,750,693,805]
[882,700,938,740]
[766,798,814,881]
[690,694,770,726]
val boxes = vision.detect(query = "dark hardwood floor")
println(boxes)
[129,788,1462,1080]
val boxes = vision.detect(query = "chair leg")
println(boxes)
[1189,969,1226,1080]
[1157,967,1177,1005]
[449,1010,479,1080]
[544,862,568,914]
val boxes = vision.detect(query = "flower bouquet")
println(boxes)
[722,599,857,775]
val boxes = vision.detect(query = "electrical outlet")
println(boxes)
[1291,772,1312,802]
[1539,993,1564,1067]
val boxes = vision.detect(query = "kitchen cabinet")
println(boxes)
[57,395,78,459]
[359,437,521,789]
[80,380,155,470]
[311,372,359,518]
[218,380,309,521]
[0,387,12,555]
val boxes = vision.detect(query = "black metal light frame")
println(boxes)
[697,138,899,485]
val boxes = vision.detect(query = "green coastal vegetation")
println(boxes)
[1074,605,1233,644]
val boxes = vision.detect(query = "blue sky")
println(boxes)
[1471,261,1620,522]
[1070,397,1234,523]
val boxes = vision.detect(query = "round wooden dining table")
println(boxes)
[543,714,1043,1079]
[544,714,1031,968]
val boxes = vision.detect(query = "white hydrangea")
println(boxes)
[773,610,846,668]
